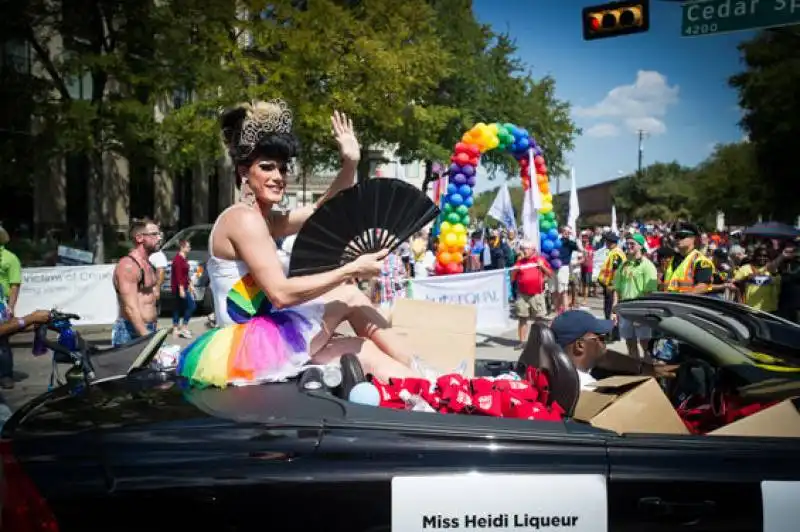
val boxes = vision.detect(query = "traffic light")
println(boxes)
[582,0,650,41]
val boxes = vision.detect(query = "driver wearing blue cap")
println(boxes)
[551,310,676,389]
[550,310,614,389]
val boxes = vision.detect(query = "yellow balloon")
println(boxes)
[540,204,553,214]
[440,221,452,233]
[486,135,499,149]
[543,193,553,203]
[453,223,466,234]
[457,233,468,247]
[488,123,500,135]
[445,232,458,247]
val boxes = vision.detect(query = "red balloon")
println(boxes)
[466,144,481,157]
[454,142,470,155]
[519,156,529,167]
[435,262,446,275]
[534,155,545,166]
[537,164,547,175]
[455,152,470,165]
[445,262,461,274]
[468,156,479,167]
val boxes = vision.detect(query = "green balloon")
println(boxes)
[541,220,552,232]
[460,214,471,226]
[456,205,469,215]
[447,212,461,224]
[444,203,454,213]
[546,211,556,221]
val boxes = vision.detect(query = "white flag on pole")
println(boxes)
[567,166,580,234]
[611,204,619,235]
[487,182,517,230]
[522,148,543,250]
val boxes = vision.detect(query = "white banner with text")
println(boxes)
[16,265,118,325]
[409,268,510,332]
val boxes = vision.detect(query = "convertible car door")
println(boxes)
[607,434,800,532]
[313,418,611,532]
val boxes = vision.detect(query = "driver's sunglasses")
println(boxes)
[674,231,694,239]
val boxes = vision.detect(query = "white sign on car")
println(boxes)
[392,473,607,531]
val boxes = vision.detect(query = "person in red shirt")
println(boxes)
[511,241,553,349]
[171,239,196,338]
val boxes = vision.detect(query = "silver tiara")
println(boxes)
[238,99,293,158]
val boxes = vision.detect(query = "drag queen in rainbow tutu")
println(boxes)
[178,100,426,388]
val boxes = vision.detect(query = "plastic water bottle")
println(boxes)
[32,326,49,356]
[655,339,677,363]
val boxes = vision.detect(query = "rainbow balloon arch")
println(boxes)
[434,122,560,275]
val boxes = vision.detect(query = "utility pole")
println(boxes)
[637,129,647,174]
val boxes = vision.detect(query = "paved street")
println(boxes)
[1,295,616,412]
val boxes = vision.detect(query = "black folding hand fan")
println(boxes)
[288,178,440,276]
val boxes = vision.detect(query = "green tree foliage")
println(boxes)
[612,162,695,221]
[729,28,800,221]
[395,0,579,186]
[690,142,765,227]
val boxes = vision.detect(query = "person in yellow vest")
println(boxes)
[597,232,626,320]
[663,222,714,294]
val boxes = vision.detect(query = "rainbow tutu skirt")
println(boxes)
[177,273,325,388]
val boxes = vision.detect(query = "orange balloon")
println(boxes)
[536,174,548,185]
[439,251,452,264]
[540,182,550,195]
[451,252,464,264]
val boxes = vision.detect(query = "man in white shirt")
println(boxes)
[550,310,613,389]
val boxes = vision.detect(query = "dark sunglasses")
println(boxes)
[675,232,695,239]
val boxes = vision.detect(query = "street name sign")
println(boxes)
[681,0,800,37]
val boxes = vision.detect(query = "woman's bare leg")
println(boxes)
[311,337,417,381]
[313,284,415,367]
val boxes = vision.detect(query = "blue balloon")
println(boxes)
[547,228,559,240]
[520,128,530,138]
[517,136,530,151]
[446,183,457,195]
[461,164,475,177]
[550,249,560,259]
[542,239,554,252]
[553,238,563,250]
[452,173,467,185]
[508,125,521,139]
[463,195,474,207]
[449,193,464,206]
[458,184,472,197]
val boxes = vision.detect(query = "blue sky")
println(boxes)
[470,0,753,195]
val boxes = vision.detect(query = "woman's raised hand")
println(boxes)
[331,110,360,164]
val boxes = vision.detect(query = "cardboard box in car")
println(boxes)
[573,375,690,435]
[389,299,477,378]
[709,397,800,438]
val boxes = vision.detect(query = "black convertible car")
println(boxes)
[3,295,800,532]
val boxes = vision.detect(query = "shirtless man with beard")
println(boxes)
[111,218,162,346]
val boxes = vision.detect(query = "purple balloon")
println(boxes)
[461,164,475,177]
[550,249,560,259]
[550,258,562,269]
[466,175,476,187]
[535,147,543,157]
[451,173,467,185]
[449,163,461,175]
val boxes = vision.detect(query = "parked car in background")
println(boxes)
[157,224,213,314]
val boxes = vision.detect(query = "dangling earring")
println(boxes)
[239,177,256,207]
